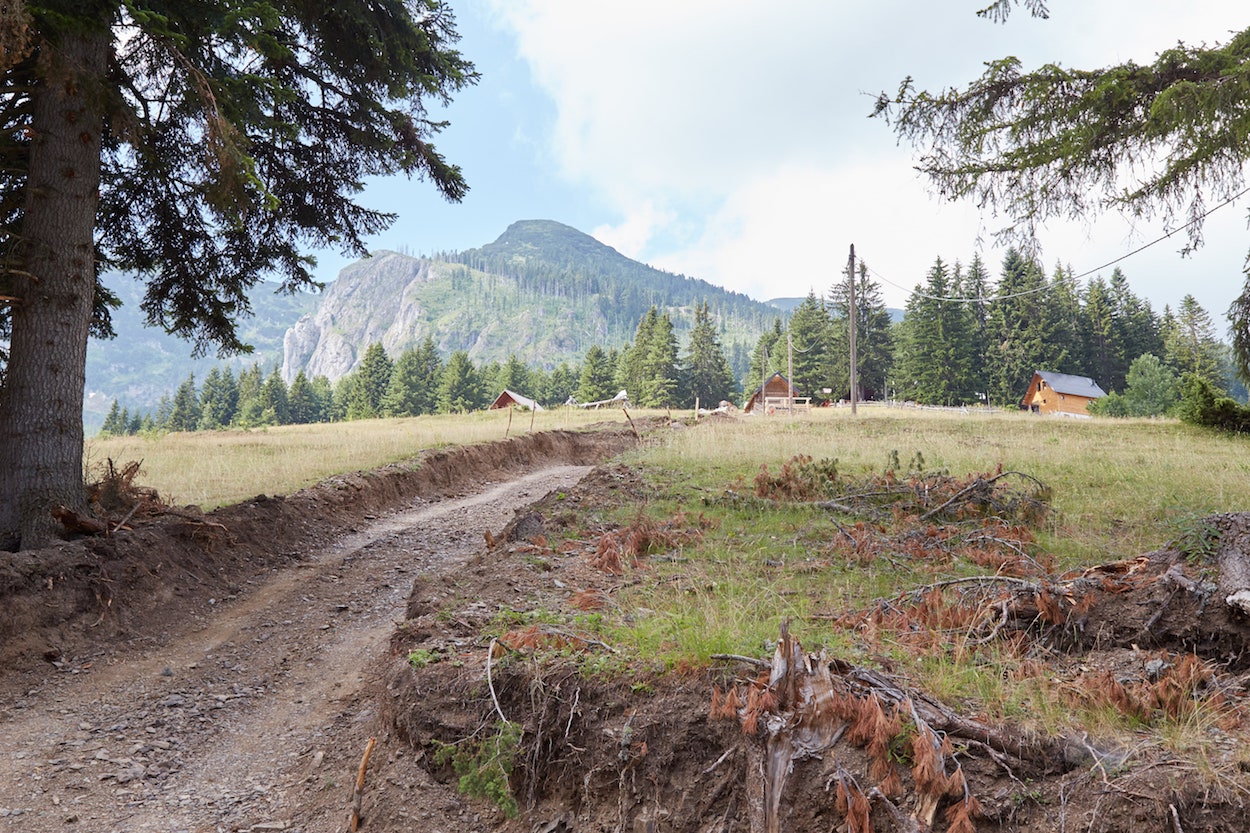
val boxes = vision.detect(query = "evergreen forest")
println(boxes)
[100,248,1246,437]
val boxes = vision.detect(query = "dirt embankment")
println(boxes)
[381,461,1250,833]
[6,416,1250,833]
[0,424,639,683]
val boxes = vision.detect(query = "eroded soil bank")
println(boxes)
[384,461,1250,833]
[5,418,1250,833]
[0,425,638,681]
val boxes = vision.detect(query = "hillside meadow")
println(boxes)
[85,407,625,510]
[638,405,1250,564]
[86,405,1250,746]
[90,404,1249,563]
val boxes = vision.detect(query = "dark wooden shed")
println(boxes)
[743,373,807,414]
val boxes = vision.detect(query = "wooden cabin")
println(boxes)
[1021,371,1106,416]
[744,372,809,414]
[488,390,544,411]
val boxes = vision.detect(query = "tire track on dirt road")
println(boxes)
[0,465,593,833]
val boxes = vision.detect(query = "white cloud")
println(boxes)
[487,1,1248,321]
[591,200,676,259]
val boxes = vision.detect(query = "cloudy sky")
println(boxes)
[319,1,1248,331]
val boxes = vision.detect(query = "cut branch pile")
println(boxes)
[748,457,1050,527]
[706,519,1250,830]
[730,457,1054,576]
[712,622,1064,833]
[54,458,170,538]
[590,510,711,575]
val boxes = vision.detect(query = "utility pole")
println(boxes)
[760,344,768,414]
[848,244,858,415]
[787,332,794,413]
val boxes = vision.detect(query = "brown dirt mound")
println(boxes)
[0,425,640,680]
[378,458,1250,833]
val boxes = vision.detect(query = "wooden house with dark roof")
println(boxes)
[488,390,544,412]
[1021,371,1106,416]
[743,372,808,414]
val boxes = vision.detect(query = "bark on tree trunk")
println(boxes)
[1214,513,1250,616]
[0,28,109,550]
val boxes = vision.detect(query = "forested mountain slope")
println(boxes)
[84,274,317,430]
[282,220,780,382]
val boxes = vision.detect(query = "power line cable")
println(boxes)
[859,183,1250,305]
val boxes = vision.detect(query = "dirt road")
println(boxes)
[0,465,593,833]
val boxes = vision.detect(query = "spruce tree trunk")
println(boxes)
[0,29,109,550]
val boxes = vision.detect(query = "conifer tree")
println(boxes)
[1081,277,1120,393]
[438,350,483,413]
[986,249,1055,404]
[153,394,173,431]
[348,343,393,419]
[877,6,1250,379]
[329,374,354,422]
[259,367,290,425]
[682,300,736,407]
[497,354,531,394]
[382,348,424,417]
[640,311,680,407]
[167,374,200,433]
[412,337,445,416]
[310,376,335,423]
[829,264,895,400]
[101,400,124,436]
[287,371,318,424]
[1165,294,1222,386]
[894,258,978,405]
[615,307,659,402]
[748,318,786,394]
[233,364,264,425]
[960,255,993,402]
[478,360,503,398]
[578,344,617,403]
[1108,269,1164,383]
[0,0,476,548]
[198,366,239,430]
[1048,263,1084,374]
[785,292,835,398]
[545,363,577,406]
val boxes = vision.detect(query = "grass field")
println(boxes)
[586,407,1250,746]
[89,405,1250,558]
[85,407,631,509]
[93,406,1250,749]
[637,406,1250,564]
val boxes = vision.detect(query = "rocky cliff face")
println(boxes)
[281,221,781,385]
[282,252,437,382]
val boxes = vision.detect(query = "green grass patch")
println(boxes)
[571,408,1250,748]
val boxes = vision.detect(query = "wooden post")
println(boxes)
[621,406,641,440]
[349,736,377,832]
[848,244,858,415]
[505,405,513,438]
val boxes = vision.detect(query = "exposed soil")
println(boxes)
[0,426,637,832]
[3,418,1250,833]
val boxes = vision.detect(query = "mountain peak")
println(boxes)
[477,219,630,265]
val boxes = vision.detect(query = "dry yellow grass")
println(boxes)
[86,403,1250,563]
[638,405,1250,563]
[85,407,635,509]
